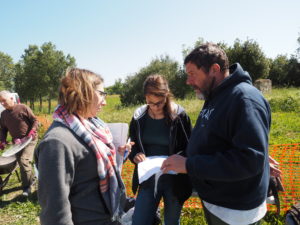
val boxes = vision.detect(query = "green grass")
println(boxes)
[1,88,299,224]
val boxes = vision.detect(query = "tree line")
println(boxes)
[0,42,76,113]
[1,37,299,109]
[108,37,300,106]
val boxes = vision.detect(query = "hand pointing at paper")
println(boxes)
[161,154,187,174]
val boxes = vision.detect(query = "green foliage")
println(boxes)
[14,42,76,112]
[269,96,300,112]
[268,55,290,86]
[226,39,270,81]
[0,52,15,90]
[120,55,191,106]
[286,56,300,86]
[268,112,300,145]
[106,78,124,95]
[266,88,300,112]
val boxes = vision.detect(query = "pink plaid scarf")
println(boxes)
[53,105,123,219]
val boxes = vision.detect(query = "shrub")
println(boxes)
[269,96,300,112]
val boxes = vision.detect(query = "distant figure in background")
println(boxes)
[162,43,271,225]
[35,68,131,225]
[0,90,38,196]
[128,74,192,225]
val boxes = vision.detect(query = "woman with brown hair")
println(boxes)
[128,74,192,225]
[35,68,130,225]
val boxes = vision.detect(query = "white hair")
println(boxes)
[0,90,13,99]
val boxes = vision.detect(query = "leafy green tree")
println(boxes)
[0,52,15,90]
[286,56,300,86]
[14,42,76,112]
[38,42,76,113]
[226,39,270,81]
[120,55,189,106]
[297,33,300,59]
[268,55,290,86]
[106,78,124,95]
[16,45,40,109]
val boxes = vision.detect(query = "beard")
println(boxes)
[196,92,205,100]
[193,76,216,100]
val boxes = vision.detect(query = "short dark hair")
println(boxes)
[184,42,229,73]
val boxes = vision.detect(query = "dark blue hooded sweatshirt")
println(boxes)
[186,63,271,210]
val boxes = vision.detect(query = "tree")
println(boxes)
[268,55,290,86]
[16,45,40,109]
[226,39,270,81]
[0,52,15,90]
[38,42,76,113]
[106,78,124,95]
[297,33,300,59]
[120,55,189,106]
[14,42,76,112]
[286,56,300,86]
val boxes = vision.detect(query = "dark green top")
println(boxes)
[142,113,170,156]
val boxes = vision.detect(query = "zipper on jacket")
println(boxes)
[136,119,145,154]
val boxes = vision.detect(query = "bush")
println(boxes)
[120,56,191,106]
[269,96,300,112]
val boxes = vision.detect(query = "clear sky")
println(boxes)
[1,0,299,86]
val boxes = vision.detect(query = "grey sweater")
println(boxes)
[35,121,118,225]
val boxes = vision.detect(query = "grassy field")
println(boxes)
[0,88,299,224]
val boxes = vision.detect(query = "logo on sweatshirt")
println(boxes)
[200,108,215,120]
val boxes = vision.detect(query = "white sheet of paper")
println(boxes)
[106,123,128,171]
[138,156,168,184]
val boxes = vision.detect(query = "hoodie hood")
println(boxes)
[210,63,253,99]
[133,102,185,120]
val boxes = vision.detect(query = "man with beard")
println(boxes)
[162,43,271,225]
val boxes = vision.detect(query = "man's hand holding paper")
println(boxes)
[161,154,187,174]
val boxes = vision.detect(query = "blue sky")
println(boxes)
[1,0,299,86]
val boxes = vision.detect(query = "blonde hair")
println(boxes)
[143,74,175,122]
[59,68,103,116]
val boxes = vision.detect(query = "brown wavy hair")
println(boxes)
[143,74,175,122]
[59,68,103,116]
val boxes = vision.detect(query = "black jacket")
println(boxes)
[128,103,193,204]
[186,63,271,210]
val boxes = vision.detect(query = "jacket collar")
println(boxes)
[133,102,184,120]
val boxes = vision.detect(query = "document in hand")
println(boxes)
[137,155,170,184]
[106,123,128,150]
[106,123,128,171]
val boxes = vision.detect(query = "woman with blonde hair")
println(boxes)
[35,68,129,225]
[128,74,193,225]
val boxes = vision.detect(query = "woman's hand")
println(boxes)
[117,141,134,158]
[133,153,146,164]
